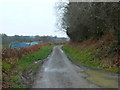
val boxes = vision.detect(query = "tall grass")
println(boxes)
[2,43,52,60]
[10,45,53,88]
[2,43,53,88]
[18,46,53,71]
[62,41,119,72]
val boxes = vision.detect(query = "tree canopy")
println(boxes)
[56,2,120,42]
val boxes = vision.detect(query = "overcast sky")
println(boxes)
[0,0,67,37]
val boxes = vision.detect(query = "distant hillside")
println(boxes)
[1,34,68,48]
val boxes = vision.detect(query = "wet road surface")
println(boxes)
[32,46,100,88]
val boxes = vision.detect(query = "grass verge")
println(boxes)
[18,45,53,71]
[84,70,118,88]
[62,44,119,72]
[9,45,54,88]
[62,44,119,87]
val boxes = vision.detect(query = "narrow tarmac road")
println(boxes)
[32,46,99,88]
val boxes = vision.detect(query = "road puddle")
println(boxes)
[44,67,67,73]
